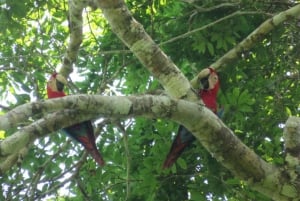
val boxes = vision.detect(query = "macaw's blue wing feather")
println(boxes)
[162,125,195,169]
[217,107,224,119]
[62,121,105,166]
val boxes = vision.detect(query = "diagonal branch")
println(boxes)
[94,0,197,101]
[0,94,297,200]
[115,122,131,200]
[191,3,300,88]
[59,0,86,77]
[160,11,270,46]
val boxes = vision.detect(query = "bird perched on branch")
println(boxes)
[162,67,220,169]
[47,72,105,166]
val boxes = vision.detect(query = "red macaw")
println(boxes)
[47,72,105,166]
[162,67,220,169]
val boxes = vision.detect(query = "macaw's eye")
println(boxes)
[200,75,209,90]
[213,75,218,81]
[56,80,65,91]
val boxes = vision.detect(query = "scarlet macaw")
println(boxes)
[47,72,105,166]
[162,67,220,169]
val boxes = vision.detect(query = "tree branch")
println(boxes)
[191,3,300,88]
[283,116,300,189]
[1,0,298,199]
[116,122,131,200]
[0,109,96,163]
[59,0,86,77]
[0,94,297,200]
[160,11,270,47]
[189,2,240,13]
[94,0,197,101]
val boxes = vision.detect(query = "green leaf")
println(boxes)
[285,107,292,116]
[1,1,298,201]
[190,190,204,201]
[177,157,187,169]
[207,42,214,55]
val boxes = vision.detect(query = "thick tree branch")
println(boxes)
[59,0,86,77]
[0,109,95,159]
[94,0,197,101]
[24,0,299,199]
[284,116,300,189]
[0,94,299,199]
[1,0,296,200]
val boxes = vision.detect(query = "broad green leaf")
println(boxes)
[0,1,298,201]
[0,130,5,139]
[177,157,187,169]
[207,42,214,55]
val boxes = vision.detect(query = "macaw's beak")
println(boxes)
[55,74,68,92]
[200,75,209,90]
[56,80,65,91]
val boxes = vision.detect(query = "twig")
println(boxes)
[115,122,131,201]
[35,157,85,200]
[76,177,91,201]
[160,11,270,46]
[190,2,240,13]
[26,140,72,200]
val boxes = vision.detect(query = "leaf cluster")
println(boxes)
[0,0,300,200]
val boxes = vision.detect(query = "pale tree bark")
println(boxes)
[1,0,300,200]
[191,4,300,88]
[94,0,198,102]
[283,116,300,199]
[1,94,300,200]
[93,1,300,200]
[59,0,84,77]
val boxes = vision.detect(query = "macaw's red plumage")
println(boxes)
[162,125,195,169]
[47,72,105,166]
[162,67,220,169]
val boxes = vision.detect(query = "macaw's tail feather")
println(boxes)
[47,73,106,166]
[162,125,195,169]
[87,148,105,166]
[77,135,105,166]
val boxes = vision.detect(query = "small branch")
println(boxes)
[85,8,101,47]
[76,177,91,201]
[116,122,131,200]
[35,157,85,200]
[26,140,71,200]
[97,49,131,55]
[35,169,78,200]
[0,67,19,71]
[189,2,240,13]
[160,11,270,46]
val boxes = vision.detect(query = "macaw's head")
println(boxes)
[207,69,219,90]
[199,68,219,90]
[47,72,68,98]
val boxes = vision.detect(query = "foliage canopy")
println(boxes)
[1,0,300,200]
